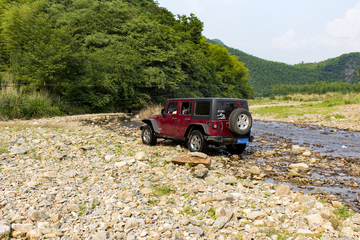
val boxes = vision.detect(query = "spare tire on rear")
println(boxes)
[228,108,252,135]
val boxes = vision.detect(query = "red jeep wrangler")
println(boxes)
[140,98,253,154]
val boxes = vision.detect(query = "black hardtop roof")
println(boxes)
[167,98,247,101]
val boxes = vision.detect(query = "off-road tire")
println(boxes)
[188,130,208,152]
[141,125,157,146]
[229,108,252,135]
[226,144,247,155]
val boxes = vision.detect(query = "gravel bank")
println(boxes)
[1,115,360,239]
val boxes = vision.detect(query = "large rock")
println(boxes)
[275,184,291,196]
[190,164,208,178]
[171,153,211,168]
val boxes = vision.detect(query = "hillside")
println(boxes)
[208,39,360,96]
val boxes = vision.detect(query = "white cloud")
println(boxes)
[273,1,360,53]
[326,1,360,38]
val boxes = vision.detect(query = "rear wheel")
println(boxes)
[141,125,157,146]
[188,130,208,152]
[226,144,247,155]
[229,108,252,135]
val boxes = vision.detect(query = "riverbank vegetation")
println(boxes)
[0,0,253,120]
[249,92,360,122]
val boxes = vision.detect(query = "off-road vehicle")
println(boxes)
[140,98,253,154]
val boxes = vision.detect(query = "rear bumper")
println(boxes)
[204,135,254,145]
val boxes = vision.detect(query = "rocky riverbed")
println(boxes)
[1,114,360,239]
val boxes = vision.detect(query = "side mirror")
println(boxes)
[161,108,165,118]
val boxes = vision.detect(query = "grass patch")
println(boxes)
[329,205,354,230]
[153,185,175,197]
[262,227,292,240]
[180,205,199,216]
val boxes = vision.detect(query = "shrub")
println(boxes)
[137,103,163,120]
[0,80,62,119]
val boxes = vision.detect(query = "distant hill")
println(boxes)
[208,39,360,96]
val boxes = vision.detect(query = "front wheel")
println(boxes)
[141,125,157,146]
[188,130,208,152]
[226,144,247,155]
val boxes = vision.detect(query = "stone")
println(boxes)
[11,223,33,234]
[289,163,309,171]
[250,166,260,175]
[124,218,145,230]
[291,145,306,155]
[212,216,229,229]
[246,211,266,220]
[0,224,10,238]
[341,227,355,236]
[264,150,276,156]
[302,150,312,157]
[295,194,315,203]
[134,151,147,161]
[215,207,226,218]
[42,171,56,178]
[10,147,28,155]
[331,201,343,208]
[185,226,204,235]
[304,214,323,225]
[171,153,211,168]
[43,134,55,138]
[92,231,107,240]
[190,164,208,178]
[275,184,291,196]
[140,188,153,195]
[26,229,42,239]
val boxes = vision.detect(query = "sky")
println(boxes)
[155,0,360,65]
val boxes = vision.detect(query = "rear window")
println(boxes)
[217,101,239,119]
[194,101,210,116]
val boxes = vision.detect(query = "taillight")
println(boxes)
[212,122,218,129]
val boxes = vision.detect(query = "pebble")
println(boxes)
[0,115,359,240]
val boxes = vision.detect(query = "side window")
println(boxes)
[194,101,210,116]
[166,102,178,114]
[180,102,192,115]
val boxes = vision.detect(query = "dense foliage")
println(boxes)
[209,40,360,96]
[0,0,253,118]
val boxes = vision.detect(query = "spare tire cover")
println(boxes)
[228,108,252,135]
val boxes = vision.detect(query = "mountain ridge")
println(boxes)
[208,39,360,96]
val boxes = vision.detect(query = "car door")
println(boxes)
[160,101,179,136]
[175,100,193,137]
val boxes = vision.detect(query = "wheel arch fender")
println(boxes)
[185,124,209,137]
[141,119,160,134]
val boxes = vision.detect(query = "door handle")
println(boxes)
[185,118,190,121]
[172,118,177,120]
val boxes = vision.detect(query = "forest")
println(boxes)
[0,0,253,118]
